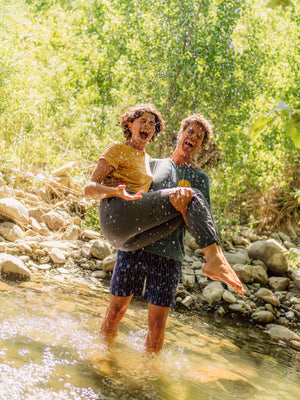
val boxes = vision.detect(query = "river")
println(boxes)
[0,273,299,400]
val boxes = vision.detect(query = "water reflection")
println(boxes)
[0,274,299,400]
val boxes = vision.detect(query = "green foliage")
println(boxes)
[0,0,299,229]
[83,202,101,232]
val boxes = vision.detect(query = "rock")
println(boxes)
[91,270,107,279]
[41,211,65,231]
[255,288,280,306]
[52,162,76,177]
[231,233,243,246]
[0,197,29,225]
[291,269,300,289]
[63,224,81,240]
[0,221,24,241]
[202,281,224,304]
[223,249,249,265]
[28,207,45,222]
[233,264,269,285]
[278,231,291,242]
[251,310,274,324]
[241,229,260,242]
[81,229,102,240]
[182,266,195,289]
[228,303,248,314]
[49,248,66,264]
[0,254,30,281]
[102,253,117,272]
[265,324,300,342]
[81,260,97,271]
[182,295,193,307]
[285,311,295,320]
[90,240,113,260]
[222,290,236,304]
[290,341,300,351]
[267,252,289,275]
[182,273,195,289]
[248,240,288,275]
[268,277,290,291]
[40,240,70,252]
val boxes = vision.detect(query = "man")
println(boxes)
[99,113,245,353]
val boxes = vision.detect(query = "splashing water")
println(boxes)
[0,274,300,400]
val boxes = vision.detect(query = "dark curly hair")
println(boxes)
[179,113,213,147]
[120,103,165,142]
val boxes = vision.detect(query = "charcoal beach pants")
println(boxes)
[99,188,221,251]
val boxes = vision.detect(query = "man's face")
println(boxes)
[178,122,206,156]
[127,112,156,150]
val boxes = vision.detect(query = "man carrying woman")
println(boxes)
[84,104,245,353]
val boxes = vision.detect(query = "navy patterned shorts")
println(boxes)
[110,250,181,308]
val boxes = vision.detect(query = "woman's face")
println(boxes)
[127,112,156,150]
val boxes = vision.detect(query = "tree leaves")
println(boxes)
[248,114,276,140]
[267,0,294,9]
[285,110,300,148]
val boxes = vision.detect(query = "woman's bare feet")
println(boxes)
[202,243,246,297]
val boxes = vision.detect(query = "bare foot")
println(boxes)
[202,244,246,297]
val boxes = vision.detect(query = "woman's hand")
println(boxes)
[115,184,144,200]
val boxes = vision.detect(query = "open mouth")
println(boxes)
[140,131,149,140]
[184,140,194,148]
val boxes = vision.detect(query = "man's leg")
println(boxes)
[145,303,169,353]
[100,294,133,344]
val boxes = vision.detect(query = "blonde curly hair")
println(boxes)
[179,114,213,147]
[120,103,165,142]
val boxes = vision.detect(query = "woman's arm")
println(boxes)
[83,159,143,201]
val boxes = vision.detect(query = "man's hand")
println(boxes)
[169,187,193,225]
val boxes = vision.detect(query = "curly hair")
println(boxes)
[120,103,165,142]
[179,114,213,147]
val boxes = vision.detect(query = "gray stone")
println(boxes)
[223,249,249,265]
[290,341,300,351]
[0,254,30,281]
[0,221,24,242]
[182,295,193,307]
[248,240,288,274]
[268,277,290,291]
[91,270,108,279]
[251,310,274,324]
[49,248,66,264]
[222,290,236,304]
[202,281,224,304]
[90,240,112,260]
[102,253,117,272]
[233,264,268,285]
[265,324,300,342]
[228,303,248,314]
[63,224,81,240]
[255,288,280,307]
[0,198,29,225]
[291,269,300,289]
[41,211,65,231]
[182,273,195,289]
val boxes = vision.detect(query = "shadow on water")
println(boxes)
[0,274,300,400]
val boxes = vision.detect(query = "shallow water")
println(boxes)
[0,274,299,400]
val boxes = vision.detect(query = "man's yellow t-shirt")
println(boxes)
[99,142,153,193]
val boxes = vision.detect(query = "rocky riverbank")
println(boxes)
[0,164,300,351]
